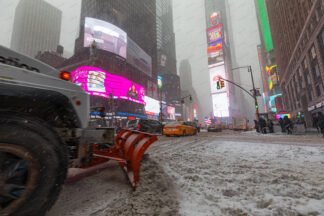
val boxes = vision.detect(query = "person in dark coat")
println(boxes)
[267,119,274,133]
[283,116,293,134]
[313,115,319,132]
[279,117,285,132]
[259,118,267,134]
[254,120,260,133]
[317,112,324,138]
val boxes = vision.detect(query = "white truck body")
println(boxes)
[0,45,89,128]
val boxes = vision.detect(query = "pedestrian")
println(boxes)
[279,117,285,132]
[268,119,274,133]
[283,116,293,135]
[317,112,324,138]
[254,120,260,133]
[259,118,267,134]
[313,115,319,132]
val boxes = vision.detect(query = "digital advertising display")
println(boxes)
[127,37,152,77]
[212,93,229,117]
[71,66,145,104]
[162,104,175,120]
[207,41,224,66]
[209,11,222,26]
[84,17,127,59]
[209,65,227,94]
[207,24,223,44]
[144,96,160,116]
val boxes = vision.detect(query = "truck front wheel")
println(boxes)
[0,113,68,216]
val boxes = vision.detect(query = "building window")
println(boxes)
[314,63,320,77]
[318,28,324,62]
[303,58,308,70]
[308,88,314,101]
[306,72,311,85]
[310,45,316,59]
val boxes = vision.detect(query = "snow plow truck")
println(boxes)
[0,46,157,216]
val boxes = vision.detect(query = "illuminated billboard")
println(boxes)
[84,17,127,58]
[209,12,222,26]
[256,0,274,52]
[144,96,160,116]
[71,66,145,104]
[127,37,152,77]
[209,65,226,94]
[207,24,222,44]
[212,93,229,117]
[162,104,175,120]
[207,41,224,66]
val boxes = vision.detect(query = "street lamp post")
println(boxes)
[232,65,259,120]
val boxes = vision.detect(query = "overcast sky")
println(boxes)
[0,0,81,57]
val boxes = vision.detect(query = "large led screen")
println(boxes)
[144,96,160,116]
[127,38,152,77]
[208,41,224,66]
[207,24,222,44]
[84,17,127,58]
[212,93,229,117]
[71,66,145,104]
[162,104,175,120]
[209,65,227,94]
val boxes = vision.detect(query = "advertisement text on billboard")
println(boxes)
[207,24,222,44]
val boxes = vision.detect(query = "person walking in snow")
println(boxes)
[279,117,285,132]
[267,119,274,133]
[317,112,324,138]
[283,116,293,135]
[259,118,267,134]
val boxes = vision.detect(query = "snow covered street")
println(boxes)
[48,131,324,216]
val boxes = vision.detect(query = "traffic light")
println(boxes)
[189,95,192,103]
[220,80,225,88]
[255,105,259,109]
[216,81,220,89]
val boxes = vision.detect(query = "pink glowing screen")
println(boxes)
[71,66,145,104]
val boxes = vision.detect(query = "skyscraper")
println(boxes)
[10,0,62,57]
[74,0,157,79]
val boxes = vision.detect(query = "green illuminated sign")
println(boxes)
[257,0,274,52]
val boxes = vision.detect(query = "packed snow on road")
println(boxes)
[48,131,324,216]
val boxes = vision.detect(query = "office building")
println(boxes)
[267,0,324,126]
[11,0,62,58]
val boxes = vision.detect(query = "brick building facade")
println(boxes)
[267,0,324,126]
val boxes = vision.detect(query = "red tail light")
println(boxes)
[60,71,70,81]
[176,126,180,129]
[138,124,141,129]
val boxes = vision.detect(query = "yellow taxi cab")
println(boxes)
[163,121,197,136]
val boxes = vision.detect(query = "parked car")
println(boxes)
[126,119,163,134]
[163,121,197,136]
[186,121,201,132]
[207,123,222,132]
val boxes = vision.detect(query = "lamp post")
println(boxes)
[231,65,259,120]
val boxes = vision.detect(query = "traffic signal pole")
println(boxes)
[222,65,259,120]
[248,66,259,120]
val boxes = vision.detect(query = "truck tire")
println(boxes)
[0,113,68,216]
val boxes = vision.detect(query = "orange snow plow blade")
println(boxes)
[67,129,157,190]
